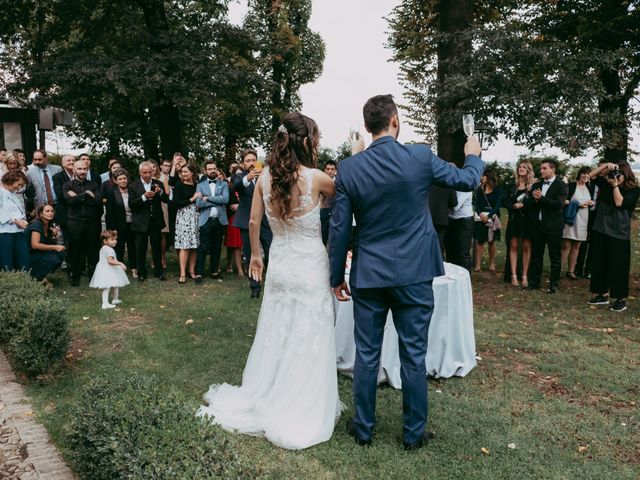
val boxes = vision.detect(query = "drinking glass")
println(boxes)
[462,114,475,137]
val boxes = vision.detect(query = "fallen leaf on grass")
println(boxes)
[24,410,34,416]
[82,316,90,320]
[621,423,627,427]
[498,333,509,338]
[507,443,516,449]
[481,447,490,455]
[160,305,166,308]
[185,319,194,325]
[435,389,442,394]
[578,446,588,453]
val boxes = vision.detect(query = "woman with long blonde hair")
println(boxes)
[504,159,535,287]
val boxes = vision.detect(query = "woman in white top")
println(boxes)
[0,170,30,271]
[561,166,594,279]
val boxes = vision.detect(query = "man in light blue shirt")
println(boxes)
[26,149,62,211]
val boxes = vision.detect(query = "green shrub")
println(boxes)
[66,373,257,480]
[0,271,69,377]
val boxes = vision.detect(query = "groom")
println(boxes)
[329,95,483,450]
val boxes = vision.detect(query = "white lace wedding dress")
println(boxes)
[197,167,341,450]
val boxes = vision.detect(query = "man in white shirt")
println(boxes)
[447,190,474,270]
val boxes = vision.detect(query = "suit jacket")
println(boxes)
[523,178,568,231]
[63,178,102,222]
[52,170,74,225]
[104,187,134,231]
[129,178,170,233]
[329,136,483,289]
[428,185,458,227]
[26,164,63,209]
[196,178,229,227]
[231,171,270,232]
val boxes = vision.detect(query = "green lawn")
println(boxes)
[24,236,640,479]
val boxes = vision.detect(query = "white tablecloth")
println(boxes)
[335,262,476,389]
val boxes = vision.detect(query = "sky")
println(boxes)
[229,0,639,165]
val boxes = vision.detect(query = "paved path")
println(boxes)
[0,350,74,480]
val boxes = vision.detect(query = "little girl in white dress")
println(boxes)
[89,230,130,309]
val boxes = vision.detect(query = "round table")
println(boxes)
[335,262,476,389]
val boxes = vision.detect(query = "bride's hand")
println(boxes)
[249,255,263,283]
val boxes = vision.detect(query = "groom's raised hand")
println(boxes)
[333,282,351,302]
[464,135,482,157]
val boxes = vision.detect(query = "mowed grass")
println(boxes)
[24,225,640,479]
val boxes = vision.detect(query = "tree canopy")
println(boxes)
[0,0,325,164]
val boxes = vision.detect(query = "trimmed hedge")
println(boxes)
[0,271,69,377]
[66,372,257,479]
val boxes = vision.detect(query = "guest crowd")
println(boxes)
[0,146,637,312]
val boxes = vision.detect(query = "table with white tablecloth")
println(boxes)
[335,262,476,389]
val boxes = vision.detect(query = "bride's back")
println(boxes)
[261,166,322,241]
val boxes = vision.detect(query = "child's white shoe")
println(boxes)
[102,303,116,310]
[111,299,122,305]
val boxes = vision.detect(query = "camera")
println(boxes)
[607,169,620,179]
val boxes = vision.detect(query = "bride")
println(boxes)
[197,112,341,450]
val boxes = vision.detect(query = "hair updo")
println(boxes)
[267,112,319,221]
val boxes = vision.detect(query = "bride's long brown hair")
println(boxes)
[267,112,319,221]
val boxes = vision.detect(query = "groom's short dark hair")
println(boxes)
[363,95,397,135]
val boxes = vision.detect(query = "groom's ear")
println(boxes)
[390,114,399,130]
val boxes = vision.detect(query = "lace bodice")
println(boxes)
[261,167,321,241]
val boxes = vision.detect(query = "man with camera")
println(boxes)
[129,161,170,281]
[232,148,272,298]
[586,162,640,312]
[524,159,568,293]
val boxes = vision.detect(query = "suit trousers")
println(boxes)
[529,222,562,288]
[135,225,163,277]
[115,223,137,269]
[351,281,434,445]
[446,217,473,270]
[67,220,100,280]
[589,230,631,299]
[239,227,272,292]
[196,217,225,276]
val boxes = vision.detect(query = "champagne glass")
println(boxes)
[462,114,475,137]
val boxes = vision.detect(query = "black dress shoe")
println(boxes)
[250,290,259,299]
[547,285,558,294]
[70,277,80,287]
[138,275,146,282]
[210,272,222,280]
[346,420,372,446]
[403,431,435,451]
[195,276,203,285]
[156,273,166,281]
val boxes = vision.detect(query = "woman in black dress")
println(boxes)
[174,164,201,283]
[503,159,535,287]
[26,204,66,283]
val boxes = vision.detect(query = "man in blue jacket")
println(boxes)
[195,160,229,283]
[329,94,483,450]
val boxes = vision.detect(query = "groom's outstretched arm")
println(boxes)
[328,171,353,290]
[426,136,484,191]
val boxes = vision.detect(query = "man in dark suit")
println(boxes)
[428,184,457,257]
[63,158,103,286]
[320,160,337,246]
[129,161,170,281]
[232,148,272,298]
[329,95,483,450]
[52,154,75,245]
[524,159,568,293]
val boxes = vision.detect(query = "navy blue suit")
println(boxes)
[329,136,483,444]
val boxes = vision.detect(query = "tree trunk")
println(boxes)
[139,110,159,160]
[136,0,184,159]
[599,67,629,164]
[436,0,474,167]
[108,135,121,158]
[224,134,238,168]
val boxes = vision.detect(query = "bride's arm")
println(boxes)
[315,170,336,198]
[248,181,265,282]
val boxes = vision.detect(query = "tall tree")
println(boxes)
[388,0,640,163]
[245,0,325,140]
